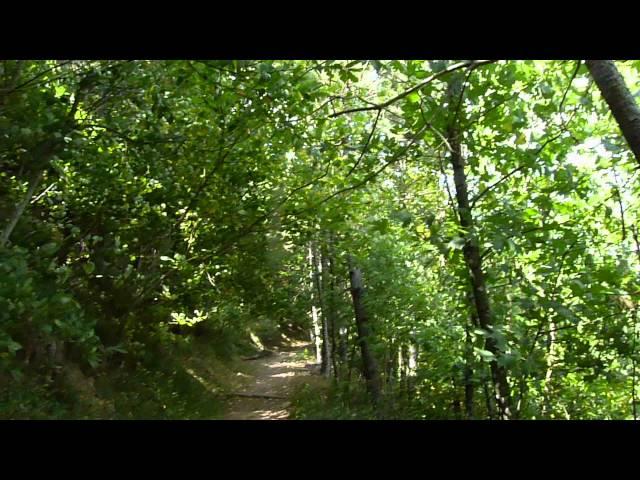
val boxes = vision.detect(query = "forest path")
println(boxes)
[222,341,321,420]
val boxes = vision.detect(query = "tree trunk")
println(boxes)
[406,341,418,398]
[452,390,462,419]
[464,320,475,419]
[1,171,43,248]
[386,338,397,385]
[308,244,322,364]
[327,233,348,373]
[321,240,338,378]
[445,76,512,419]
[347,257,382,407]
[542,321,558,418]
[484,379,495,420]
[399,343,408,398]
[311,241,330,377]
[586,60,640,165]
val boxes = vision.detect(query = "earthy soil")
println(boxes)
[222,341,321,420]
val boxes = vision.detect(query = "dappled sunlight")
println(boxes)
[223,342,322,420]
[184,367,218,394]
[10,60,639,421]
[255,409,290,420]
[267,361,311,370]
[271,371,296,378]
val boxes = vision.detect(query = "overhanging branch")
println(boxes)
[330,60,496,118]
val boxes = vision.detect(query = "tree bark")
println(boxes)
[541,323,558,418]
[445,76,512,419]
[484,379,495,420]
[311,241,331,377]
[321,239,338,378]
[348,257,382,407]
[464,320,475,419]
[386,338,397,385]
[1,74,87,249]
[308,244,322,364]
[586,60,640,165]
[1,171,43,248]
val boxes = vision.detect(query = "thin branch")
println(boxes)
[480,248,494,262]
[452,62,477,128]
[438,151,457,214]
[330,60,496,118]
[79,123,185,146]
[472,165,526,209]
[192,160,336,263]
[2,60,72,95]
[176,131,244,227]
[305,95,346,119]
[30,182,57,204]
[289,60,330,84]
[417,94,458,156]
[471,126,573,208]
[345,109,382,178]
[461,76,541,131]
[559,60,582,113]
[527,239,580,359]
[292,125,432,215]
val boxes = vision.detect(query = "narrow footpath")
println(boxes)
[223,341,321,420]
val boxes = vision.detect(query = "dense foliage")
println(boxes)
[2,59,640,419]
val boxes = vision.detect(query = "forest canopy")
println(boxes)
[2,59,640,420]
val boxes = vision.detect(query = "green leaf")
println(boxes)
[540,83,554,98]
[474,348,496,363]
[83,262,95,275]
[3,339,22,353]
[39,242,60,256]
[447,237,466,250]
[407,92,421,104]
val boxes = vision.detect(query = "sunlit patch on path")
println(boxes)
[222,342,320,420]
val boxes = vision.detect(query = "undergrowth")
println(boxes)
[0,327,261,419]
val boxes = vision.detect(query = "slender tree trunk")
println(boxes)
[1,77,82,249]
[542,322,558,418]
[0,61,23,108]
[347,256,382,407]
[321,240,338,378]
[311,241,330,377]
[445,76,512,419]
[515,374,528,420]
[327,233,348,371]
[464,320,475,419]
[387,338,397,385]
[308,244,322,364]
[1,171,43,248]
[346,340,357,383]
[338,327,348,366]
[586,60,640,165]
[400,343,408,398]
[406,341,418,399]
[484,378,495,420]
[452,388,462,419]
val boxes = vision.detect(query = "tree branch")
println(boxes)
[471,126,573,208]
[330,60,496,118]
[559,60,582,113]
[345,109,382,178]
[292,124,432,215]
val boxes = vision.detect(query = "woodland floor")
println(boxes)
[222,341,323,420]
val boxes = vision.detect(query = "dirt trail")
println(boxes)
[223,341,320,420]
